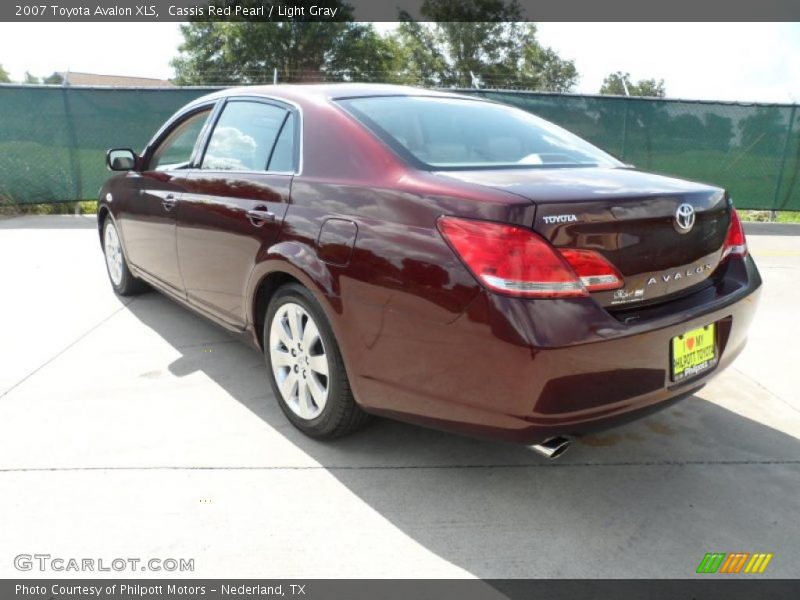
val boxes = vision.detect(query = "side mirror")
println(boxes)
[106,148,138,171]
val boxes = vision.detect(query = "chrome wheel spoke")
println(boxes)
[301,317,320,351]
[298,381,315,418]
[271,348,294,367]
[288,305,303,345]
[307,374,327,407]
[270,317,293,350]
[278,372,298,401]
[308,354,328,377]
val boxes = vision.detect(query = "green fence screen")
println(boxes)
[1,85,798,210]
[0,85,217,206]
[464,90,800,211]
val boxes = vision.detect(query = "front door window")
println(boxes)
[150,109,211,171]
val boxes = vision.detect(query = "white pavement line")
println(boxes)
[1,460,799,473]
[0,298,134,400]
[733,366,800,416]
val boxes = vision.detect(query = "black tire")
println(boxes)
[263,282,371,439]
[102,218,148,296]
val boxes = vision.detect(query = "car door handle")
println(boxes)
[247,207,275,227]
[162,194,176,211]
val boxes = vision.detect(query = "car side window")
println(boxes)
[149,109,211,172]
[268,114,295,172]
[201,101,292,172]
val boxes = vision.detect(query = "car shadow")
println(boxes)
[125,291,800,579]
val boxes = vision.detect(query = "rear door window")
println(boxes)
[267,115,295,172]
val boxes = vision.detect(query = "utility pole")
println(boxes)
[470,71,480,89]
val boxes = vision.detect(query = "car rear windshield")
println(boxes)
[337,95,623,170]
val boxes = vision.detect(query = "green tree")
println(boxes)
[516,34,578,92]
[417,0,521,87]
[391,20,451,86]
[634,79,665,97]
[172,0,397,84]
[43,72,64,84]
[0,64,10,83]
[325,23,400,83]
[397,2,577,90]
[600,71,665,97]
[23,71,40,84]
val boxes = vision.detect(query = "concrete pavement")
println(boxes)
[0,215,798,578]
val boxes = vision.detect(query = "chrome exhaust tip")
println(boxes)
[529,436,572,460]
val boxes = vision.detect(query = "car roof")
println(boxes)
[185,83,470,109]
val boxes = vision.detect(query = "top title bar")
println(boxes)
[3,0,800,22]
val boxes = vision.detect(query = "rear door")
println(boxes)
[122,106,213,295]
[176,98,296,327]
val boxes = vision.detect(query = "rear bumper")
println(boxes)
[351,255,762,445]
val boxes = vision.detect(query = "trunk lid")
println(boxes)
[438,167,731,307]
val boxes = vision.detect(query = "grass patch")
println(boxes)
[740,210,800,223]
[0,198,97,216]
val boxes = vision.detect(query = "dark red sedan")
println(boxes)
[99,85,760,458]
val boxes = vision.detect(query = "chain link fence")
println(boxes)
[0,85,218,207]
[1,84,798,210]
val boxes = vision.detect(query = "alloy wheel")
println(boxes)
[269,302,330,419]
[104,221,124,286]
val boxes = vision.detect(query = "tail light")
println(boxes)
[721,208,747,260]
[437,216,623,298]
[559,249,624,292]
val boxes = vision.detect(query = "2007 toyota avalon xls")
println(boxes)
[99,85,760,458]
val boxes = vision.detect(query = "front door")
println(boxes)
[177,99,296,327]
[121,107,213,295]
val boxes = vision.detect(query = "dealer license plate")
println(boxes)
[671,323,717,382]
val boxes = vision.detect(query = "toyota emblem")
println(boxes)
[674,203,695,233]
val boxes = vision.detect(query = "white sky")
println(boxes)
[0,22,798,103]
